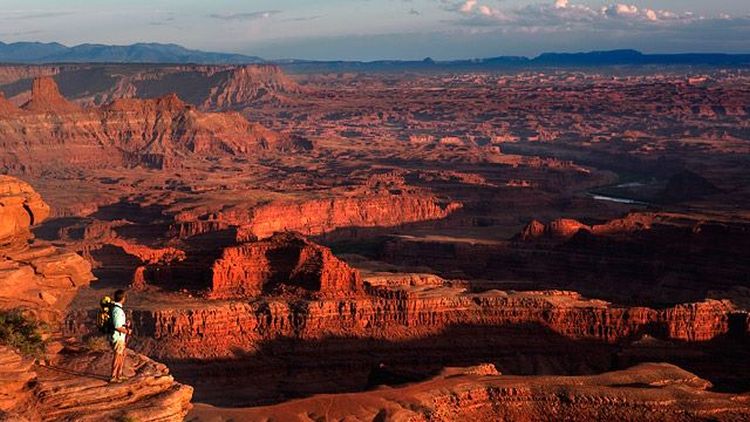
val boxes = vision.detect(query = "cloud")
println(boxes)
[149,16,176,26]
[284,15,323,22]
[447,0,715,31]
[208,11,281,21]
[460,0,477,13]
[0,11,72,20]
[0,29,44,37]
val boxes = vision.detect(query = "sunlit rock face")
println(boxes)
[210,232,362,299]
[0,175,93,320]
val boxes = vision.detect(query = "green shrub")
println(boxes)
[0,309,46,357]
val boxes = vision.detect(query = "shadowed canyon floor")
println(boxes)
[0,64,749,420]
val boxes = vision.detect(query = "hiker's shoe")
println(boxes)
[108,377,120,384]
[117,376,130,382]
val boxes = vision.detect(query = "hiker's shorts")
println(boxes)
[111,338,125,354]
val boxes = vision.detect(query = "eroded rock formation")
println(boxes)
[200,64,303,109]
[0,179,192,421]
[519,212,657,240]
[379,212,750,306]
[210,232,362,299]
[92,289,738,360]
[0,64,302,110]
[0,176,92,319]
[0,77,290,173]
[21,77,81,114]
[244,194,461,239]
[0,92,23,117]
[172,192,462,241]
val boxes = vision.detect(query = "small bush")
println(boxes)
[0,309,46,357]
[83,334,111,352]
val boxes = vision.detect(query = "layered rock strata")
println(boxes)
[210,232,362,299]
[0,64,302,109]
[193,363,750,421]
[173,193,462,240]
[0,345,192,421]
[88,289,739,360]
[0,176,93,319]
[0,77,289,172]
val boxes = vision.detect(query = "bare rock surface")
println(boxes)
[0,344,192,422]
[0,176,92,319]
[189,363,750,421]
[210,232,362,299]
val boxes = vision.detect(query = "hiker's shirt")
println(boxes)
[110,303,126,344]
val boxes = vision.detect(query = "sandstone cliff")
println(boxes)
[91,289,738,360]
[0,77,290,173]
[0,63,302,110]
[200,64,303,109]
[244,194,462,239]
[21,77,81,114]
[0,92,23,117]
[210,232,362,299]
[172,193,462,241]
[0,176,92,320]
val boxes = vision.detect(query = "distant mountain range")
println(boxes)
[0,42,263,64]
[1,42,749,69]
[281,50,750,72]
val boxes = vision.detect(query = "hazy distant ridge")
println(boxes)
[0,42,264,64]
[282,50,750,72]
[1,42,748,67]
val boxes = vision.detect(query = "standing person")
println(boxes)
[109,289,132,383]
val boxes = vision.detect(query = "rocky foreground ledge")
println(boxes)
[0,344,192,421]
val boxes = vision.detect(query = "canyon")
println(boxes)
[0,63,301,110]
[0,63,748,420]
[0,76,290,173]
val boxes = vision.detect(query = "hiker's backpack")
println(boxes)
[96,296,115,334]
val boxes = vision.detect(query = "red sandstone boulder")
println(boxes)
[131,265,148,291]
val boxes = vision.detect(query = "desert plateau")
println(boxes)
[1,1,750,421]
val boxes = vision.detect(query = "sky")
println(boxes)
[0,0,748,60]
